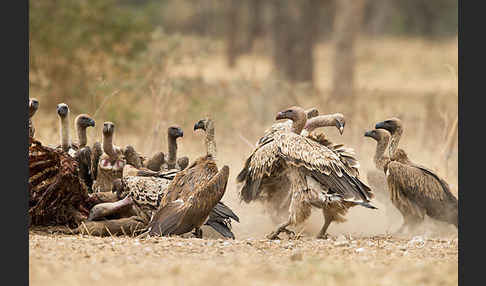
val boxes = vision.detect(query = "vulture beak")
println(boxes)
[89,118,96,127]
[364,130,373,138]
[375,121,386,130]
[275,111,286,121]
[335,121,344,135]
[178,129,184,138]
[194,120,206,131]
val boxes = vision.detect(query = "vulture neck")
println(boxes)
[76,123,88,149]
[291,114,307,134]
[304,114,337,133]
[205,124,217,159]
[60,115,71,152]
[374,138,390,171]
[167,134,178,169]
[103,133,117,160]
[388,127,403,160]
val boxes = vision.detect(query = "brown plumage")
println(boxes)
[375,118,458,232]
[144,151,165,172]
[238,106,375,239]
[92,122,126,193]
[88,174,175,223]
[237,107,321,216]
[147,118,238,238]
[364,129,401,223]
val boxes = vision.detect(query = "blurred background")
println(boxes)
[29,0,458,237]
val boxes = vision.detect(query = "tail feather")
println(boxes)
[204,220,235,239]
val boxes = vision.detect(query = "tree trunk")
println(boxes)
[271,0,320,84]
[332,0,366,97]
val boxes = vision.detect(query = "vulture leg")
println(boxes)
[88,196,134,221]
[192,227,203,239]
[266,219,295,240]
[316,211,334,239]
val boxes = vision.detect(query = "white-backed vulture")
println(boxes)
[29,98,39,140]
[237,108,321,216]
[147,118,239,239]
[238,112,358,224]
[364,129,400,222]
[375,118,458,232]
[238,106,376,239]
[92,122,126,193]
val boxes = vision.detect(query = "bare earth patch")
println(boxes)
[29,230,457,286]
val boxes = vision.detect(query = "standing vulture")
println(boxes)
[238,106,376,239]
[237,108,321,220]
[375,118,458,232]
[364,129,400,224]
[147,118,239,238]
[92,122,126,193]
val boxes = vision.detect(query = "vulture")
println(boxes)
[87,173,176,224]
[257,112,358,223]
[364,129,399,220]
[54,103,96,191]
[237,106,376,239]
[375,118,458,232]
[147,118,239,239]
[237,107,321,221]
[122,126,189,177]
[29,98,39,141]
[163,126,190,171]
[92,122,126,193]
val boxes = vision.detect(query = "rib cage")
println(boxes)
[29,139,93,227]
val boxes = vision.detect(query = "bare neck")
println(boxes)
[374,138,390,171]
[77,124,87,148]
[60,115,70,151]
[167,134,178,169]
[388,127,403,159]
[103,133,117,159]
[304,115,336,133]
[205,124,216,159]
[291,114,307,134]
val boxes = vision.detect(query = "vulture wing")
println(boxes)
[148,165,230,236]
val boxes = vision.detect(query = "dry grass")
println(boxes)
[29,35,458,285]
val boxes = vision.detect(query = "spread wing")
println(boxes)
[238,131,373,205]
[148,165,230,236]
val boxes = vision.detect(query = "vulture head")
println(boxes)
[364,129,391,143]
[56,103,69,119]
[168,126,184,139]
[275,106,305,122]
[75,114,96,129]
[103,121,116,137]
[194,118,213,132]
[375,118,402,135]
[29,98,39,118]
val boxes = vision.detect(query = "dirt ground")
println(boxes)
[29,226,458,286]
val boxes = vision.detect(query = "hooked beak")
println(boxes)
[375,121,386,129]
[275,112,286,121]
[336,122,344,135]
[89,119,96,127]
[194,120,205,131]
[364,130,373,137]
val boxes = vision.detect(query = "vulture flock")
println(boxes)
[28,98,458,240]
